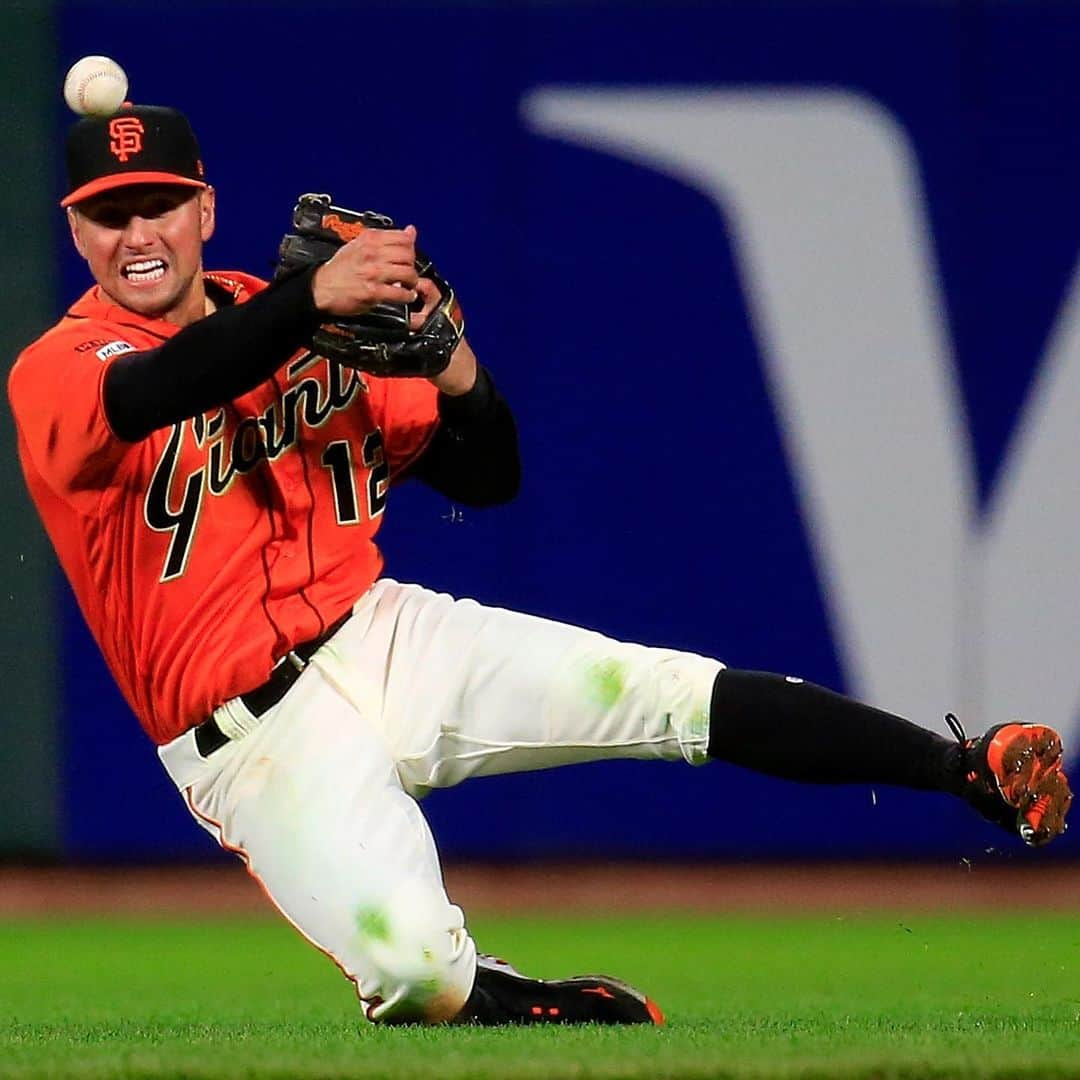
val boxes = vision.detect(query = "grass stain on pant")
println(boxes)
[586,660,628,709]
[356,907,392,942]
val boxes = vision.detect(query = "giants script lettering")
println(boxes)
[144,357,364,581]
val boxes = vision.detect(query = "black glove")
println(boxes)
[275,193,465,378]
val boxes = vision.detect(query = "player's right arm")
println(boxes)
[104,267,323,440]
[105,228,418,442]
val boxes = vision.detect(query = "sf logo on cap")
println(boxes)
[108,116,144,163]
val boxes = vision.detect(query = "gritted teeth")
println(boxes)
[123,259,165,278]
[123,259,167,284]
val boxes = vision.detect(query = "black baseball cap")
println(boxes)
[62,103,207,208]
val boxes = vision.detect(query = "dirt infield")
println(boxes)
[1,861,1078,918]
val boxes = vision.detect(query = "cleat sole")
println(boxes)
[988,725,1072,846]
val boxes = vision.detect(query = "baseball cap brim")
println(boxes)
[61,171,207,208]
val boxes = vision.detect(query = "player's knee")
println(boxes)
[357,887,477,1024]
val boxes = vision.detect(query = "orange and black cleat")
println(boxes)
[458,954,664,1026]
[946,714,1073,847]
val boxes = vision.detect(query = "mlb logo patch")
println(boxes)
[95,340,136,362]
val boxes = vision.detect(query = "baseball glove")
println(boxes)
[275,193,464,378]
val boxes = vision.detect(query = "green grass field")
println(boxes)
[3,912,1080,1079]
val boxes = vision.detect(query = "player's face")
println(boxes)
[67,184,216,326]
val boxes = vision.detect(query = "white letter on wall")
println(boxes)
[524,87,1080,745]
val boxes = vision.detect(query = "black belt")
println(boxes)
[194,612,351,758]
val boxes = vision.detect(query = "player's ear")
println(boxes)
[198,187,216,243]
[67,207,88,259]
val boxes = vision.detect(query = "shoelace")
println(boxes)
[944,713,980,783]
[944,712,967,744]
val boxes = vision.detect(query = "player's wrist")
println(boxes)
[309,263,334,314]
[431,339,477,396]
[437,365,495,423]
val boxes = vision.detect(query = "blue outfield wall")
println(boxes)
[52,1,1080,860]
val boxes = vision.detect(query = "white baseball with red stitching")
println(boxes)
[63,56,128,117]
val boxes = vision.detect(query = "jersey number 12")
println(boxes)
[321,431,388,525]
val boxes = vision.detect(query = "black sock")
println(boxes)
[707,669,965,793]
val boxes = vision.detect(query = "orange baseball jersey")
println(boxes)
[8,271,440,744]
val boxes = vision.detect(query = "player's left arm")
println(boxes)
[408,334,521,507]
[374,269,518,505]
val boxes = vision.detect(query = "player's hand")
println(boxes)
[311,224,419,317]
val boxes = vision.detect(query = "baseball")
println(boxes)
[63,56,128,117]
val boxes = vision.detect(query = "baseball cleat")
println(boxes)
[459,953,664,1025]
[946,713,1073,847]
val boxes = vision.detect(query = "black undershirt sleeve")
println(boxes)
[410,366,521,507]
[102,267,322,442]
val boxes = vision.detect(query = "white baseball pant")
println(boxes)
[159,578,722,1022]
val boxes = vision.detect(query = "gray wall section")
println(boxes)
[0,0,62,856]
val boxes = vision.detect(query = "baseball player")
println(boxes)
[8,102,1073,1027]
